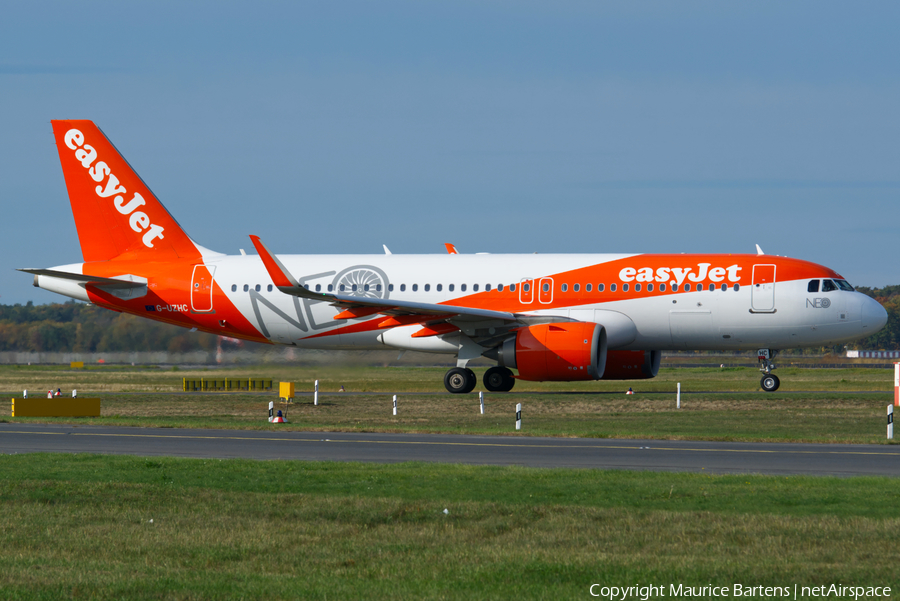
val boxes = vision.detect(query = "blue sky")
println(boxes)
[1,1,898,305]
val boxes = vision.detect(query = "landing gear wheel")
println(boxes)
[483,366,515,392]
[445,367,477,394]
[760,374,780,392]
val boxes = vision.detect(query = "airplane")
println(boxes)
[21,120,888,394]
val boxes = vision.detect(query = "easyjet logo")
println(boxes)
[618,263,742,286]
[64,129,165,249]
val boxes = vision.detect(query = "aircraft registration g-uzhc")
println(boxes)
[22,120,888,393]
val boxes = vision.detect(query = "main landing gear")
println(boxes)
[483,366,515,392]
[758,348,780,392]
[443,366,517,393]
[444,367,477,394]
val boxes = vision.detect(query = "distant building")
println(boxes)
[846,350,900,358]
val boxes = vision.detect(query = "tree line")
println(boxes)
[0,288,898,353]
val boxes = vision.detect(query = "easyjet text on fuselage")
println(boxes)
[618,263,742,286]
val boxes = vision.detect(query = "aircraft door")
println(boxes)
[538,278,554,304]
[191,265,216,313]
[751,264,776,312]
[519,279,534,304]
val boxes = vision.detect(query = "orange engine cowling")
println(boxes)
[487,322,607,382]
[601,350,662,380]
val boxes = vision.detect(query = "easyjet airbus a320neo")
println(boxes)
[21,120,888,393]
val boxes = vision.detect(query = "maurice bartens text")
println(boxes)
[589,583,892,600]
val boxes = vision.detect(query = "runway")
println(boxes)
[1,423,898,477]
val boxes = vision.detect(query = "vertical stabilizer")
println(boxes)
[50,120,201,262]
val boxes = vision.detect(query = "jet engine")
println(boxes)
[601,350,662,380]
[483,322,607,381]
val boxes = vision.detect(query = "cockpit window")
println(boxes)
[835,279,854,291]
[822,279,837,292]
[807,280,819,293]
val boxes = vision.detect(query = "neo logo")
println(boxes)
[806,298,832,308]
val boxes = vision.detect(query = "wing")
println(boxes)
[248,235,518,324]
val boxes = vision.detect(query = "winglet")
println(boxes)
[248,235,300,288]
[445,243,459,255]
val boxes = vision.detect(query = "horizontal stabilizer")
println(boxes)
[18,268,147,290]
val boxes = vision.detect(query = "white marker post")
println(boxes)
[515,403,522,431]
[23,390,26,399]
[888,405,894,440]
[479,391,484,415]
[314,380,319,406]
[268,401,274,422]
[677,383,681,409]
[393,395,397,416]
[894,363,899,407]
[72,389,77,398]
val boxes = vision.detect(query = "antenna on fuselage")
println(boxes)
[755,244,765,256]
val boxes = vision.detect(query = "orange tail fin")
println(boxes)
[51,120,201,262]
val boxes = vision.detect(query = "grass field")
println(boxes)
[1,454,899,600]
[1,364,899,599]
[1,364,894,443]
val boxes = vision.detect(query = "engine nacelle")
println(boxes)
[486,322,607,382]
[601,350,662,380]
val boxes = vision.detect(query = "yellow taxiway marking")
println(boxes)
[1,429,898,457]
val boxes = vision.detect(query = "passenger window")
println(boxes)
[672,284,678,292]
[412,284,418,292]
[510,284,516,292]
[708,284,715,291]
[623,284,629,292]
[586,284,592,292]
[424,284,430,292]
[561,284,568,292]
[473,284,479,292]
[733,284,740,291]
[485,284,492,291]
[243,284,249,292]
[255,284,261,292]
[573,284,579,292]
[315,284,321,292]
[647,284,653,292]
[352,284,358,292]
[522,283,529,292]
[268,284,273,292]
[542,283,549,292]
[364,284,370,291]
[376,284,382,292]
[822,279,837,292]
[388,284,393,292]
[449,284,455,292]
[721,284,727,292]
[696,284,703,291]
[400,284,406,292]
[437,284,442,292]
[339,284,346,292]
[808,280,819,293]
[659,283,666,291]
[498,284,504,291]
[231,284,237,292]
[634,284,641,292]
[599,284,605,292]
[461,284,467,292]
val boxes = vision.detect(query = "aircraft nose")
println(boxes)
[861,296,888,334]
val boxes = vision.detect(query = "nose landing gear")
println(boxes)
[758,349,780,392]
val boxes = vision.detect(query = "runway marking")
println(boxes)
[1,429,898,457]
